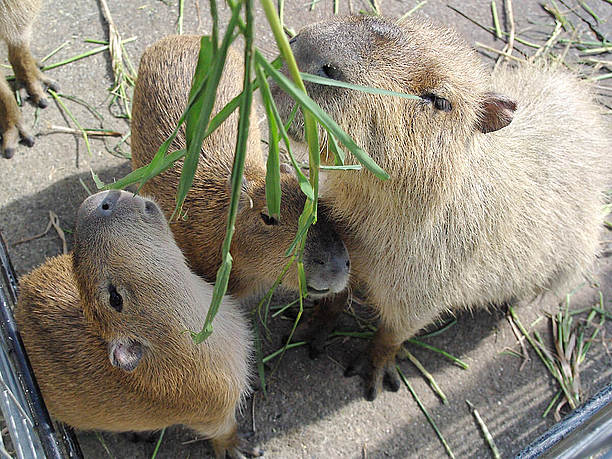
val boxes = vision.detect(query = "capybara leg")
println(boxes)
[209,422,263,459]
[0,70,33,158]
[345,325,402,401]
[292,290,348,359]
[8,42,57,109]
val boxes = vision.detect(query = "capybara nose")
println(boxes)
[97,190,122,217]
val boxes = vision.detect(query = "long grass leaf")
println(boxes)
[174,8,241,220]
[300,72,421,100]
[256,51,389,180]
[256,63,282,219]
[192,0,254,343]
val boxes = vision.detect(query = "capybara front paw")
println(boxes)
[345,353,399,401]
[1,120,34,158]
[289,320,329,359]
[25,72,58,108]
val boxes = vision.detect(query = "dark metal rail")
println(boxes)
[516,382,612,458]
[0,231,83,459]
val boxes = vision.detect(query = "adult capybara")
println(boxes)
[16,190,254,457]
[272,15,611,400]
[131,36,350,301]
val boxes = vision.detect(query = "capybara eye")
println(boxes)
[422,93,452,112]
[319,63,343,81]
[260,213,278,226]
[144,200,158,215]
[434,96,452,112]
[108,284,123,312]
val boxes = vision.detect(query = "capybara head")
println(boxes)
[228,167,350,298]
[272,16,517,173]
[73,190,194,373]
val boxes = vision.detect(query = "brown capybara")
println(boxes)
[131,35,350,301]
[16,190,254,458]
[0,0,57,158]
[272,15,612,400]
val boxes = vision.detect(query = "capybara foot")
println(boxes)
[344,352,399,401]
[1,120,34,158]
[211,426,263,459]
[8,44,58,109]
[290,291,349,359]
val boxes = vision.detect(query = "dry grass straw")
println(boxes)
[494,0,515,69]
[13,211,67,254]
[98,0,136,119]
[508,289,608,421]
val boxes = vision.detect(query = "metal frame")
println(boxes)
[0,232,83,459]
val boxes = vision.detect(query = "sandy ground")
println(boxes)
[1,0,611,457]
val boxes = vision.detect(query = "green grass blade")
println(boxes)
[300,72,421,100]
[192,0,254,343]
[256,51,389,180]
[150,428,166,459]
[397,366,455,458]
[256,63,282,220]
[258,58,314,200]
[327,131,344,166]
[173,7,241,220]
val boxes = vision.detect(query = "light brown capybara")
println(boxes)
[131,36,350,301]
[16,190,255,458]
[272,15,611,400]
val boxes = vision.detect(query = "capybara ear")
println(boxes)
[477,92,517,133]
[108,338,144,372]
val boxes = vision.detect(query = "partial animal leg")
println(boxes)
[291,290,348,358]
[194,420,262,459]
[0,68,33,158]
[8,40,57,109]
[344,324,403,401]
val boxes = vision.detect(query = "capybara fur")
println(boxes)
[0,0,57,158]
[16,190,253,458]
[131,35,350,300]
[272,15,612,400]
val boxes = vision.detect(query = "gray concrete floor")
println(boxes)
[1,0,611,457]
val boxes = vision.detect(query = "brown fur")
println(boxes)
[0,0,56,158]
[15,191,252,458]
[272,15,612,399]
[131,35,349,300]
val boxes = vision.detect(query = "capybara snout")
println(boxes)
[77,190,165,230]
[303,208,350,297]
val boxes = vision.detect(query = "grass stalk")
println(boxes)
[491,1,502,39]
[177,0,185,34]
[151,428,166,459]
[397,366,455,458]
[192,0,254,343]
[407,339,469,369]
[401,348,448,403]
[48,89,92,156]
[466,400,501,459]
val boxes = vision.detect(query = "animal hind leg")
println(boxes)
[344,323,403,401]
[8,40,57,109]
[192,420,262,459]
[0,69,33,158]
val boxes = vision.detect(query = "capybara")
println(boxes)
[16,190,254,457]
[131,36,350,301]
[272,15,611,400]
